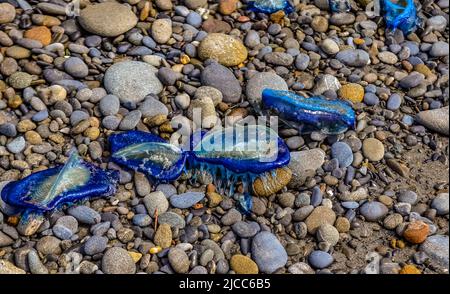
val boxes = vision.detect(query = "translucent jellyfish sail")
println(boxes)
[262,89,356,135]
[247,0,294,14]
[329,0,351,12]
[109,130,187,182]
[382,0,419,34]
[1,152,119,212]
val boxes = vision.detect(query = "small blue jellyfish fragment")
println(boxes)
[261,89,356,135]
[238,193,253,215]
[247,0,294,14]
[109,130,187,183]
[329,0,351,13]
[382,0,419,35]
[0,152,119,212]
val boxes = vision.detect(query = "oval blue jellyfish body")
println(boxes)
[1,152,119,212]
[109,130,187,182]
[247,0,294,14]
[261,89,356,135]
[382,0,418,35]
[191,125,290,175]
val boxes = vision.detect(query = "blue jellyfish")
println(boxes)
[247,0,294,14]
[1,151,119,212]
[382,0,419,35]
[261,89,356,135]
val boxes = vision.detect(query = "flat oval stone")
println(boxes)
[78,2,137,37]
[198,33,248,66]
[104,61,163,104]
[170,192,205,209]
[251,231,288,274]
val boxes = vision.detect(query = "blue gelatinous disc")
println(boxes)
[247,0,294,14]
[191,125,290,175]
[261,89,356,135]
[382,0,418,35]
[109,130,187,182]
[1,152,119,212]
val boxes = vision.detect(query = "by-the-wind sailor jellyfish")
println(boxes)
[382,0,419,35]
[1,151,119,212]
[329,0,351,12]
[262,89,356,135]
[247,0,294,14]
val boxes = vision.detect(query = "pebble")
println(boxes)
[78,2,138,37]
[0,3,15,24]
[420,235,449,268]
[230,255,259,274]
[251,232,288,274]
[119,110,141,130]
[53,216,78,240]
[431,193,449,215]
[143,191,169,218]
[6,136,26,154]
[168,248,190,274]
[305,206,336,234]
[246,72,288,107]
[83,235,108,255]
[152,19,173,44]
[154,223,173,249]
[67,206,101,225]
[398,190,418,205]
[264,52,294,66]
[8,72,32,89]
[387,93,402,110]
[104,61,163,104]
[359,201,389,222]
[0,260,25,274]
[415,106,449,136]
[430,41,449,57]
[399,72,425,89]
[316,224,340,247]
[28,250,48,274]
[221,208,242,226]
[336,49,370,67]
[201,62,242,103]
[170,192,205,209]
[320,39,340,55]
[198,33,247,67]
[331,142,353,168]
[36,236,62,255]
[64,57,89,79]
[338,83,364,103]
[362,138,384,161]
[308,251,334,269]
[378,51,398,64]
[102,247,136,274]
[403,221,429,244]
[99,95,120,116]
[158,211,186,229]
[288,149,325,187]
[232,221,260,238]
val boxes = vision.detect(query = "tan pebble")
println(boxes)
[25,131,43,145]
[230,254,259,274]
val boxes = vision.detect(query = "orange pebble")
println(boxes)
[399,265,421,274]
[403,221,429,244]
[24,26,52,46]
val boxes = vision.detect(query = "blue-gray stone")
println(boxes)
[311,186,322,207]
[170,192,205,209]
[132,214,152,227]
[359,201,388,221]
[186,12,202,28]
[32,110,49,122]
[364,92,379,106]
[308,251,333,269]
[431,193,449,215]
[251,231,288,274]
[6,136,26,154]
[398,190,418,205]
[420,235,449,268]
[231,221,260,238]
[68,206,101,225]
[387,93,402,110]
[83,235,108,255]
[336,49,370,67]
[331,142,353,168]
